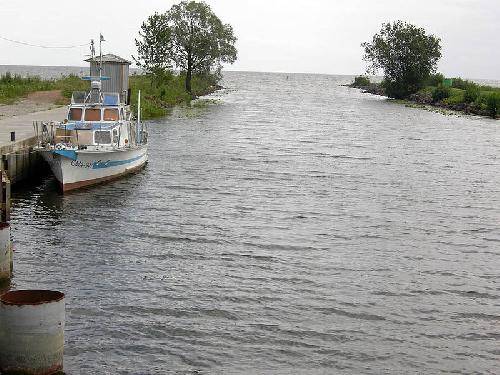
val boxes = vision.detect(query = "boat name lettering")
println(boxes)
[71,160,112,169]
[71,160,93,169]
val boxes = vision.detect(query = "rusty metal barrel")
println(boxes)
[0,290,65,375]
[0,223,12,282]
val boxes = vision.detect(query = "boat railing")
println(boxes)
[33,121,58,147]
[71,91,87,104]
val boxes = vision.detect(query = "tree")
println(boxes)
[134,1,237,94]
[134,13,172,77]
[362,21,442,99]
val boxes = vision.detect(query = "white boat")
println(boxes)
[35,79,148,192]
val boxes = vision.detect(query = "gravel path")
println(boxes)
[0,90,65,119]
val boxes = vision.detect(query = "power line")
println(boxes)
[0,35,89,49]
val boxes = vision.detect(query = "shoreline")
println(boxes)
[127,73,224,119]
[0,72,223,121]
[347,82,499,120]
[0,84,223,123]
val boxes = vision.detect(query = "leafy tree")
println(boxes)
[362,21,442,99]
[425,72,444,87]
[134,1,237,94]
[134,13,172,77]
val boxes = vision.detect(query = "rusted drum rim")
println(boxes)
[0,290,64,306]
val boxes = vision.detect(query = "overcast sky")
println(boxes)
[0,0,499,79]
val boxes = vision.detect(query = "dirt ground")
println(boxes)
[0,90,65,118]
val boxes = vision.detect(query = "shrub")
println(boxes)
[128,72,218,119]
[0,73,54,103]
[486,93,500,118]
[53,74,89,98]
[432,86,450,102]
[463,85,480,103]
[443,88,465,105]
[151,69,174,87]
[475,93,488,107]
[383,79,423,100]
[426,73,445,87]
[451,77,470,90]
[353,76,371,87]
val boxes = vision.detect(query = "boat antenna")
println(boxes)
[90,39,95,60]
[99,34,105,79]
[137,90,141,144]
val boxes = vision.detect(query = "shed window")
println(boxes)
[103,108,119,121]
[84,109,101,121]
[68,108,82,121]
[94,131,112,144]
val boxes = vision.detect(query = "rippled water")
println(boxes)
[9,71,500,374]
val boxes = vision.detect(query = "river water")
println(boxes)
[8,71,500,374]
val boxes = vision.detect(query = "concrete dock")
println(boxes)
[0,106,66,221]
[0,106,66,155]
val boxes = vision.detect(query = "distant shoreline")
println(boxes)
[1,65,500,86]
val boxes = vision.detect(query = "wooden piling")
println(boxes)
[0,224,11,283]
[0,171,10,223]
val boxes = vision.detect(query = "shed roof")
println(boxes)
[85,54,131,65]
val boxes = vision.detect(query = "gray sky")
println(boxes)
[1,0,499,79]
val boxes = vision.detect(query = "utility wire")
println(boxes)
[0,35,89,49]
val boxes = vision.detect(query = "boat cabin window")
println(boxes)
[94,130,112,144]
[68,108,82,121]
[85,108,101,121]
[103,108,119,121]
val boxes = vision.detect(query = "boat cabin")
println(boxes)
[68,106,125,122]
[54,90,135,150]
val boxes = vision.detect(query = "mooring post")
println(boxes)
[0,171,11,223]
[0,223,11,284]
[0,290,65,374]
[0,171,2,224]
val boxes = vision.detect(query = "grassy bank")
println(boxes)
[129,72,221,119]
[350,75,500,119]
[0,71,221,119]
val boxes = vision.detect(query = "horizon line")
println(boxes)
[0,64,498,82]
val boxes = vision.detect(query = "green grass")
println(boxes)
[442,87,464,105]
[129,74,190,119]
[411,78,500,118]
[352,71,500,118]
[0,73,52,103]
[0,72,88,104]
[0,71,220,119]
[129,72,220,119]
[53,75,89,99]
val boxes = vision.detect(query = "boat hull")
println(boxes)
[39,147,148,192]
